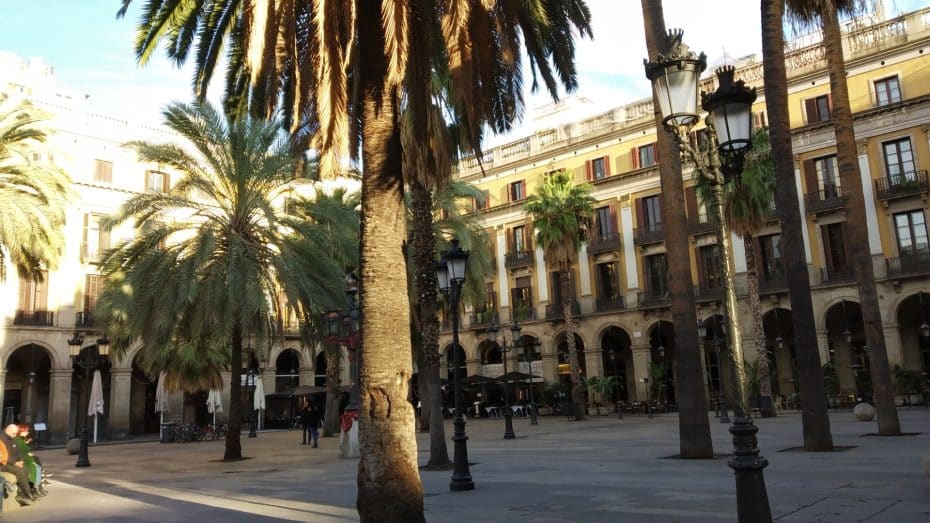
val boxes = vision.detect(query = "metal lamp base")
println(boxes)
[728,414,772,522]
[503,412,516,439]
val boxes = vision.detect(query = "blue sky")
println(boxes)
[1,0,927,139]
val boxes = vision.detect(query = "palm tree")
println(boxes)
[784,0,900,436]
[95,101,343,461]
[696,129,777,417]
[523,170,595,420]
[117,2,592,518]
[0,94,69,281]
[641,0,714,458]
[760,0,834,450]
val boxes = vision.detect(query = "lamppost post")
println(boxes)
[487,319,517,439]
[248,363,258,438]
[68,333,110,468]
[438,239,474,491]
[645,30,771,522]
[522,341,540,425]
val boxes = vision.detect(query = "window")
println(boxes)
[642,195,662,230]
[595,262,620,301]
[822,223,848,272]
[17,272,49,314]
[644,253,668,297]
[509,180,526,202]
[94,159,113,183]
[815,155,840,197]
[752,111,768,130]
[894,210,929,256]
[511,276,534,309]
[883,138,916,183]
[595,206,614,237]
[550,271,576,306]
[82,214,111,261]
[699,245,722,289]
[805,94,831,123]
[639,143,657,168]
[874,76,901,106]
[759,234,784,280]
[473,190,490,211]
[146,170,169,192]
[511,225,527,253]
[590,157,608,180]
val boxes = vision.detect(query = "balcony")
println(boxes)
[687,213,716,236]
[282,321,301,337]
[587,232,622,254]
[820,266,855,284]
[505,250,534,270]
[633,224,664,246]
[75,310,97,328]
[545,301,581,321]
[595,295,625,312]
[886,250,930,278]
[874,170,930,201]
[637,290,670,309]
[81,243,103,263]
[805,187,849,214]
[14,310,54,326]
[759,269,788,294]
[694,282,723,303]
[512,305,537,322]
[470,310,498,328]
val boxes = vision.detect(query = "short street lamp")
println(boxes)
[487,319,518,440]
[437,239,474,491]
[68,333,110,468]
[645,29,771,522]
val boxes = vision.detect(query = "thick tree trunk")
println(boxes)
[820,3,900,435]
[561,269,586,420]
[761,0,833,449]
[411,178,451,469]
[225,326,243,460]
[744,234,776,417]
[641,0,713,458]
[355,3,425,519]
[323,347,341,437]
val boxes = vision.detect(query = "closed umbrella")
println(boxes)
[155,372,169,426]
[253,376,266,431]
[87,370,105,444]
[206,388,224,427]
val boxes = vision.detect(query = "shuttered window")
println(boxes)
[94,160,113,183]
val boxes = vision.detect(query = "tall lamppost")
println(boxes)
[487,319,518,439]
[68,332,110,468]
[645,30,771,522]
[437,238,474,491]
[246,353,265,438]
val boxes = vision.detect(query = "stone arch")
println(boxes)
[645,320,675,404]
[274,348,303,391]
[761,307,796,400]
[823,299,870,401]
[894,291,930,375]
[1,339,61,371]
[553,331,586,391]
[2,342,55,427]
[820,295,861,333]
[599,325,633,402]
[268,344,310,369]
[441,342,467,382]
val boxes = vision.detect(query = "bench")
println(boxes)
[0,471,21,514]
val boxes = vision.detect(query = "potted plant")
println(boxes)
[893,365,925,406]
[585,376,618,416]
[513,300,532,322]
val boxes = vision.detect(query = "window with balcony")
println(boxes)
[644,253,668,297]
[815,155,840,197]
[759,234,784,280]
[894,210,929,256]
[146,170,169,192]
[595,206,612,237]
[642,195,661,230]
[595,262,622,311]
[82,214,111,262]
[698,245,722,289]
[16,272,51,325]
[94,159,113,183]
[821,223,851,282]
[79,274,102,327]
[883,138,917,183]
[511,276,534,321]
[805,94,831,123]
[512,225,527,252]
[509,180,526,202]
[874,76,901,106]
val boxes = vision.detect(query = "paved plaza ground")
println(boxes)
[10,408,930,522]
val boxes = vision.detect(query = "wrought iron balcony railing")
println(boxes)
[512,306,537,322]
[694,282,723,303]
[14,310,54,326]
[637,290,670,309]
[886,250,930,278]
[504,250,534,269]
[545,301,581,321]
[820,265,856,284]
[75,310,97,328]
[687,213,716,236]
[633,224,664,246]
[759,269,788,294]
[587,232,621,254]
[595,295,625,312]
[874,170,929,201]
[469,310,498,327]
[804,186,849,214]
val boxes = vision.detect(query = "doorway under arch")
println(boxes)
[129,355,158,435]
[600,327,632,402]
[825,300,870,401]
[276,348,301,391]
[2,343,52,428]
[647,320,675,405]
[556,332,585,395]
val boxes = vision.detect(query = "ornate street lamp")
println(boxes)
[518,337,540,425]
[774,308,785,350]
[437,239,474,491]
[323,271,362,412]
[69,332,110,468]
[645,29,770,523]
[487,319,519,439]
[841,300,853,345]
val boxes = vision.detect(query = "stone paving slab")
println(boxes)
[7,408,930,522]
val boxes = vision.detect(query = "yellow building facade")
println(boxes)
[440,7,930,411]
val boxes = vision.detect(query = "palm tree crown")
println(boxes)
[523,171,596,269]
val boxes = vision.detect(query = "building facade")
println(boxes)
[439,7,930,410]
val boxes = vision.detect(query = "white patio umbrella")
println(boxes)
[87,370,105,444]
[253,376,266,432]
[206,387,224,427]
[155,371,169,425]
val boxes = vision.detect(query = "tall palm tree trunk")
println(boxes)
[225,325,243,460]
[411,178,452,469]
[561,269,586,420]
[323,347,341,436]
[641,0,713,458]
[820,2,899,435]
[355,4,425,519]
[761,0,833,449]
[744,234,776,417]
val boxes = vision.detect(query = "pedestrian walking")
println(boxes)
[300,398,311,445]
[307,401,323,448]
